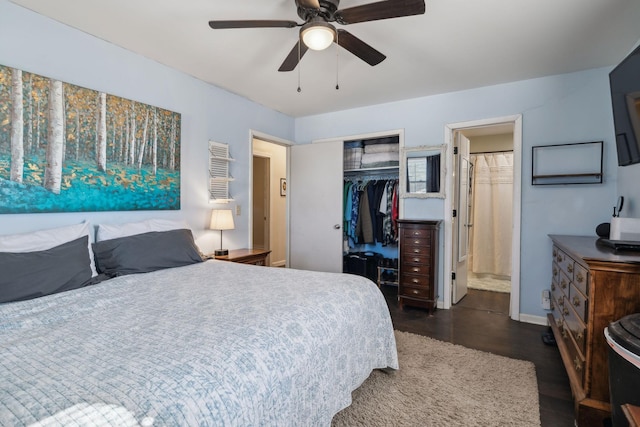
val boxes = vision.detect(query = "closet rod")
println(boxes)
[471,149,514,154]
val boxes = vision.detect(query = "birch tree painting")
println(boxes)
[0,64,181,214]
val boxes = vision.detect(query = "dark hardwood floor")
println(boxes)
[382,286,576,427]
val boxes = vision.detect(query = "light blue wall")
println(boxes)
[296,67,619,319]
[0,0,295,253]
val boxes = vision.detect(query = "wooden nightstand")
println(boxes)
[214,248,271,266]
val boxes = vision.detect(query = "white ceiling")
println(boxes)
[9,0,640,118]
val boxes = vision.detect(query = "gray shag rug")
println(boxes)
[332,331,541,427]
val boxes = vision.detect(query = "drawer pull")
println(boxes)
[567,264,573,273]
[412,267,420,273]
[556,318,563,328]
[576,273,584,283]
[553,249,557,257]
[572,296,581,307]
[574,357,583,371]
[577,331,584,341]
[551,283,556,291]
[414,240,420,244]
[553,267,558,277]
[412,278,419,284]
[413,249,420,254]
[558,299,564,307]
[550,301,555,310]
[412,289,420,295]
[413,258,420,263]
[412,231,421,236]
[563,307,569,316]
[562,328,568,339]
[557,255,563,263]
[561,279,567,289]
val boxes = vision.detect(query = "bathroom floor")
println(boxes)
[467,272,511,293]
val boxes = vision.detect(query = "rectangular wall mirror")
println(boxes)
[400,145,446,198]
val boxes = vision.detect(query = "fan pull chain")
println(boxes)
[335,31,340,90]
[297,40,302,93]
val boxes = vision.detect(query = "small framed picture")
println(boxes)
[280,178,287,196]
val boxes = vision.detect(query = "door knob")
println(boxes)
[334,224,341,229]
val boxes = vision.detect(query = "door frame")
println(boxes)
[249,130,292,263]
[442,115,523,321]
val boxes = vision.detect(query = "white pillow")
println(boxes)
[96,218,190,242]
[0,222,98,277]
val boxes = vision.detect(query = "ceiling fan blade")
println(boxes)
[208,20,299,29]
[297,0,321,9]
[336,29,386,66]
[278,40,310,72]
[335,0,425,25]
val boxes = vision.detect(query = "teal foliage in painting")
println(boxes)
[0,156,180,213]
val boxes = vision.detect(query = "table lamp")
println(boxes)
[210,209,234,256]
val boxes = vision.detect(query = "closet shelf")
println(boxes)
[344,166,399,174]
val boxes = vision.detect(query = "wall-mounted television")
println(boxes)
[610,45,640,166]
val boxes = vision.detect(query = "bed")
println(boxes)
[0,221,398,426]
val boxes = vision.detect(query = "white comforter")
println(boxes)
[0,260,398,426]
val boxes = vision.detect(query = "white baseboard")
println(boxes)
[517,313,549,326]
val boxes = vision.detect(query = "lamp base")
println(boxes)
[214,249,229,256]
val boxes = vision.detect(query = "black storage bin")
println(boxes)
[605,313,640,427]
[344,253,367,277]
[343,252,383,282]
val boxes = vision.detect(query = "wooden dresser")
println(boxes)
[397,220,440,314]
[548,235,640,426]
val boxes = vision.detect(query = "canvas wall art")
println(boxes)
[0,64,181,214]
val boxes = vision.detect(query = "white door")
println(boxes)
[289,141,343,272]
[452,131,471,303]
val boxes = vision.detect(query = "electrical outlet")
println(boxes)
[235,205,241,216]
[542,289,551,310]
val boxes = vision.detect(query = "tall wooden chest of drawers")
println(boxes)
[548,235,640,426]
[397,220,440,314]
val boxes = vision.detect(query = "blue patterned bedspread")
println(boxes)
[0,261,398,426]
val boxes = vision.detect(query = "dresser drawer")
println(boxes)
[551,278,563,307]
[403,264,429,275]
[403,245,432,257]
[552,261,561,285]
[399,284,432,299]
[558,270,571,297]
[569,283,588,323]
[400,273,430,287]
[562,296,587,354]
[402,236,431,247]
[562,320,586,388]
[573,262,589,296]
[402,254,430,266]
[402,225,432,239]
[554,247,575,281]
[550,297,563,329]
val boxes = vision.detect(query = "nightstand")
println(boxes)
[214,248,271,266]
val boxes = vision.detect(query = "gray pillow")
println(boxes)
[92,229,203,277]
[0,236,93,303]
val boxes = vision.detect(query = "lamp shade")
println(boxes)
[301,20,336,51]
[210,209,235,231]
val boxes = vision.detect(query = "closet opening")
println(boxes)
[343,134,400,288]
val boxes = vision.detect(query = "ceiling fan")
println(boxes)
[208,0,426,72]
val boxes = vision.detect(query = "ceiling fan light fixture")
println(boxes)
[301,20,336,51]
